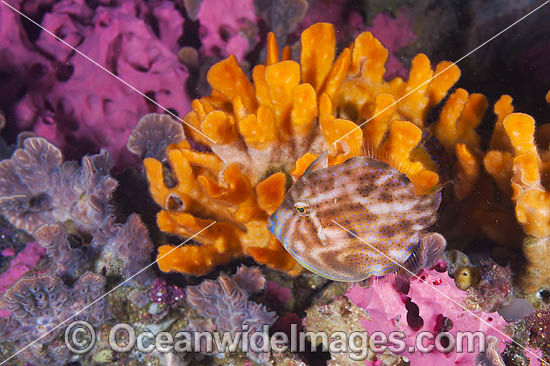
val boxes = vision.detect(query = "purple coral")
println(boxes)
[185,266,276,364]
[69,271,110,325]
[92,213,155,286]
[0,137,117,235]
[127,113,185,160]
[231,265,267,294]
[0,272,109,365]
[34,223,88,279]
[0,136,155,287]
[7,0,190,168]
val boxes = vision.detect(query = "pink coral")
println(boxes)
[296,3,417,79]
[0,2,53,112]
[346,267,541,365]
[295,0,364,44]
[0,242,46,318]
[196,0,258,60]
[1,248,15,257]
[365,6,417,79]
[150,2,185,53]
[11,0,190,168]
[297,3,416,79]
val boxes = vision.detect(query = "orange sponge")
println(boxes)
[139,22,468,277]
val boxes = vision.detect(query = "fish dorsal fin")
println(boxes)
[303,151,329,176]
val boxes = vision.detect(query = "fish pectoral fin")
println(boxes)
[335,247,361,261]
[319,226,354,246]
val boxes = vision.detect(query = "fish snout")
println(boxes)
[268,207,287,239]
[267,211,277,233]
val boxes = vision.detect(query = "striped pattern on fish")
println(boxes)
[268,152,442,281]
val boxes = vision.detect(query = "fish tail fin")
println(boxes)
[400,232,446,277]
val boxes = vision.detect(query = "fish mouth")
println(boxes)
[267,208,283,232]
[267,215,275,234]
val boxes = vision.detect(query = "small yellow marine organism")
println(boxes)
[454,266,481,290]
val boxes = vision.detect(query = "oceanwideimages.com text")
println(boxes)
[65,321,489,360]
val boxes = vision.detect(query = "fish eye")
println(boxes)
[294,202,310,216]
